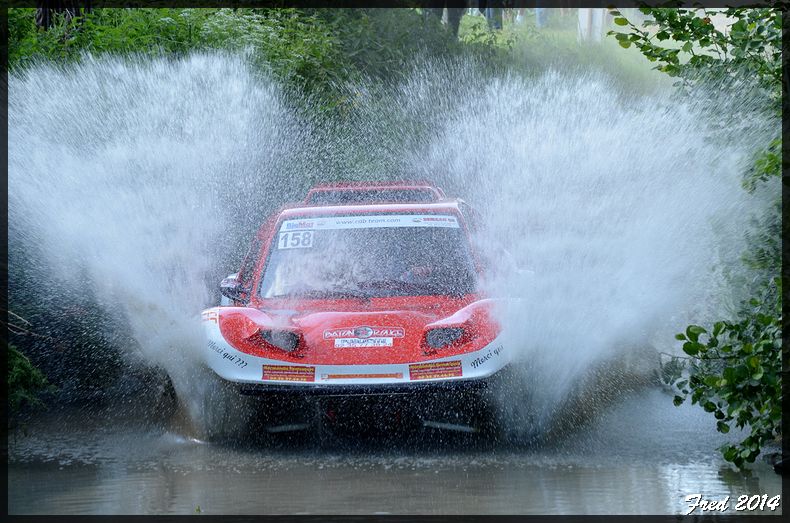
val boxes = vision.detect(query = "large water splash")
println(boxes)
[8,53,315,421]
[441,75,774,429]
[9,52,777,436]
[333,61,777,430]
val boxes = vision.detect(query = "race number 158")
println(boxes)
[278,231,313,249]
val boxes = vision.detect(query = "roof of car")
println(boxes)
[254,183,476,239]
[278,199,465,220]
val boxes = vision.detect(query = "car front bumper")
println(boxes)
[235,364,513,397]
[201,310,511,390]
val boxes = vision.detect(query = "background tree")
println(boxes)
[425,3,466,37]
[36,0,91,29]
[609,7,783,470]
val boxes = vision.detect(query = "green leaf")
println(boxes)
[704,375,720,387]
[717,421,730,433]
[614,17,629,26]
[682,341,700,356]
[618,40,632,49]
[686,325,706,343]
[673,395,685,406]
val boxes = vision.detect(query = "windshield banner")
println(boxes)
[280,214,459,232]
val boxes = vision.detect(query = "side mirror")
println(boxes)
[220,273,248,305]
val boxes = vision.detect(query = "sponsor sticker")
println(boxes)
[285,221,315,230]
[324,326,405,339]
[262,364,315,382]
[279,214,459,232]
[409,360,463,381]
[334,337,393,348]
[320,372,404,380]
[420,216,457,223]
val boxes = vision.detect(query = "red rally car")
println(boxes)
[201,182,511,434]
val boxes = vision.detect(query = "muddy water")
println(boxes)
[8,388,782,515]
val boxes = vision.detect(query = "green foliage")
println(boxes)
[608,8,782,105]
[459,11,667,96]
[313,9,464,83]
[9,8,668,107]
[458,13,517,51]
[198,8,348,102]
[741,197,781,278]
[7,343,55,415]
[9,8,204,67]
[744,137,782,193]
[8,9,346,97]
[663,278,781,468]
[7,8,469,111]
[613,8,782,469]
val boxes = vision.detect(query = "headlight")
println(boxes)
[261,330,300,352]
[425,327,464,349]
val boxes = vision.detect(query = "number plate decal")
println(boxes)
[278,231,314,249]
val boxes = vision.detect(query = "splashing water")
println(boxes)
[9,53,315,425]
[9,53,777,436]
[333,61,776,431]
[441,75,774,429]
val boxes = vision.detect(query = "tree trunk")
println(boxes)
[36,0,92,30]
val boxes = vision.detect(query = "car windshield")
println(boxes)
[259,213,477,299]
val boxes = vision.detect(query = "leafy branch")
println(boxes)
[611,7,783,469]
[661,278,781,468]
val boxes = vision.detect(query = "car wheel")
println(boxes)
[478,380,541,446]
[193,374,255,441]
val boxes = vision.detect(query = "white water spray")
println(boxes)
[9,53,314,420]
[331,61,776,430]
[405,67,775,428]
[9,53,777,436]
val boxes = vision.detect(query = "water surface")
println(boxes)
[8,388,782,515]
